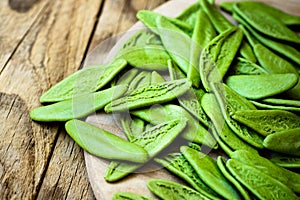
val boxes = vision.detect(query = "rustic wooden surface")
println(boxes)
[1,0,299,199]
[0,0,167,199]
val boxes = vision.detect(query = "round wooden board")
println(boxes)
[83,0,300,199]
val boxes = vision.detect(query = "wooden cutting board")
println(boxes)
[83,0,300,199]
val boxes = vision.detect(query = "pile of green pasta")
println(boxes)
[30,0,300,199]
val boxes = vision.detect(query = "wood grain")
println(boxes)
[0,0,49,73]
[36,130,94,200]
[0,92,36,199]
[0,0,102,199]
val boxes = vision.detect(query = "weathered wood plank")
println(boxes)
[0,0,49,73]
[0,92,37,199]
[0,0,102,199]
[36,131,94,200]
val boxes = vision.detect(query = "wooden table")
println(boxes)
[1,0,299,199]
[0,0,168,199]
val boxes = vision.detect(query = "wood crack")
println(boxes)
[5,95,17,119]
[64,160,79,199]
[52,169,63,199]
[34,126,62,200]
[78,0,106,70]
